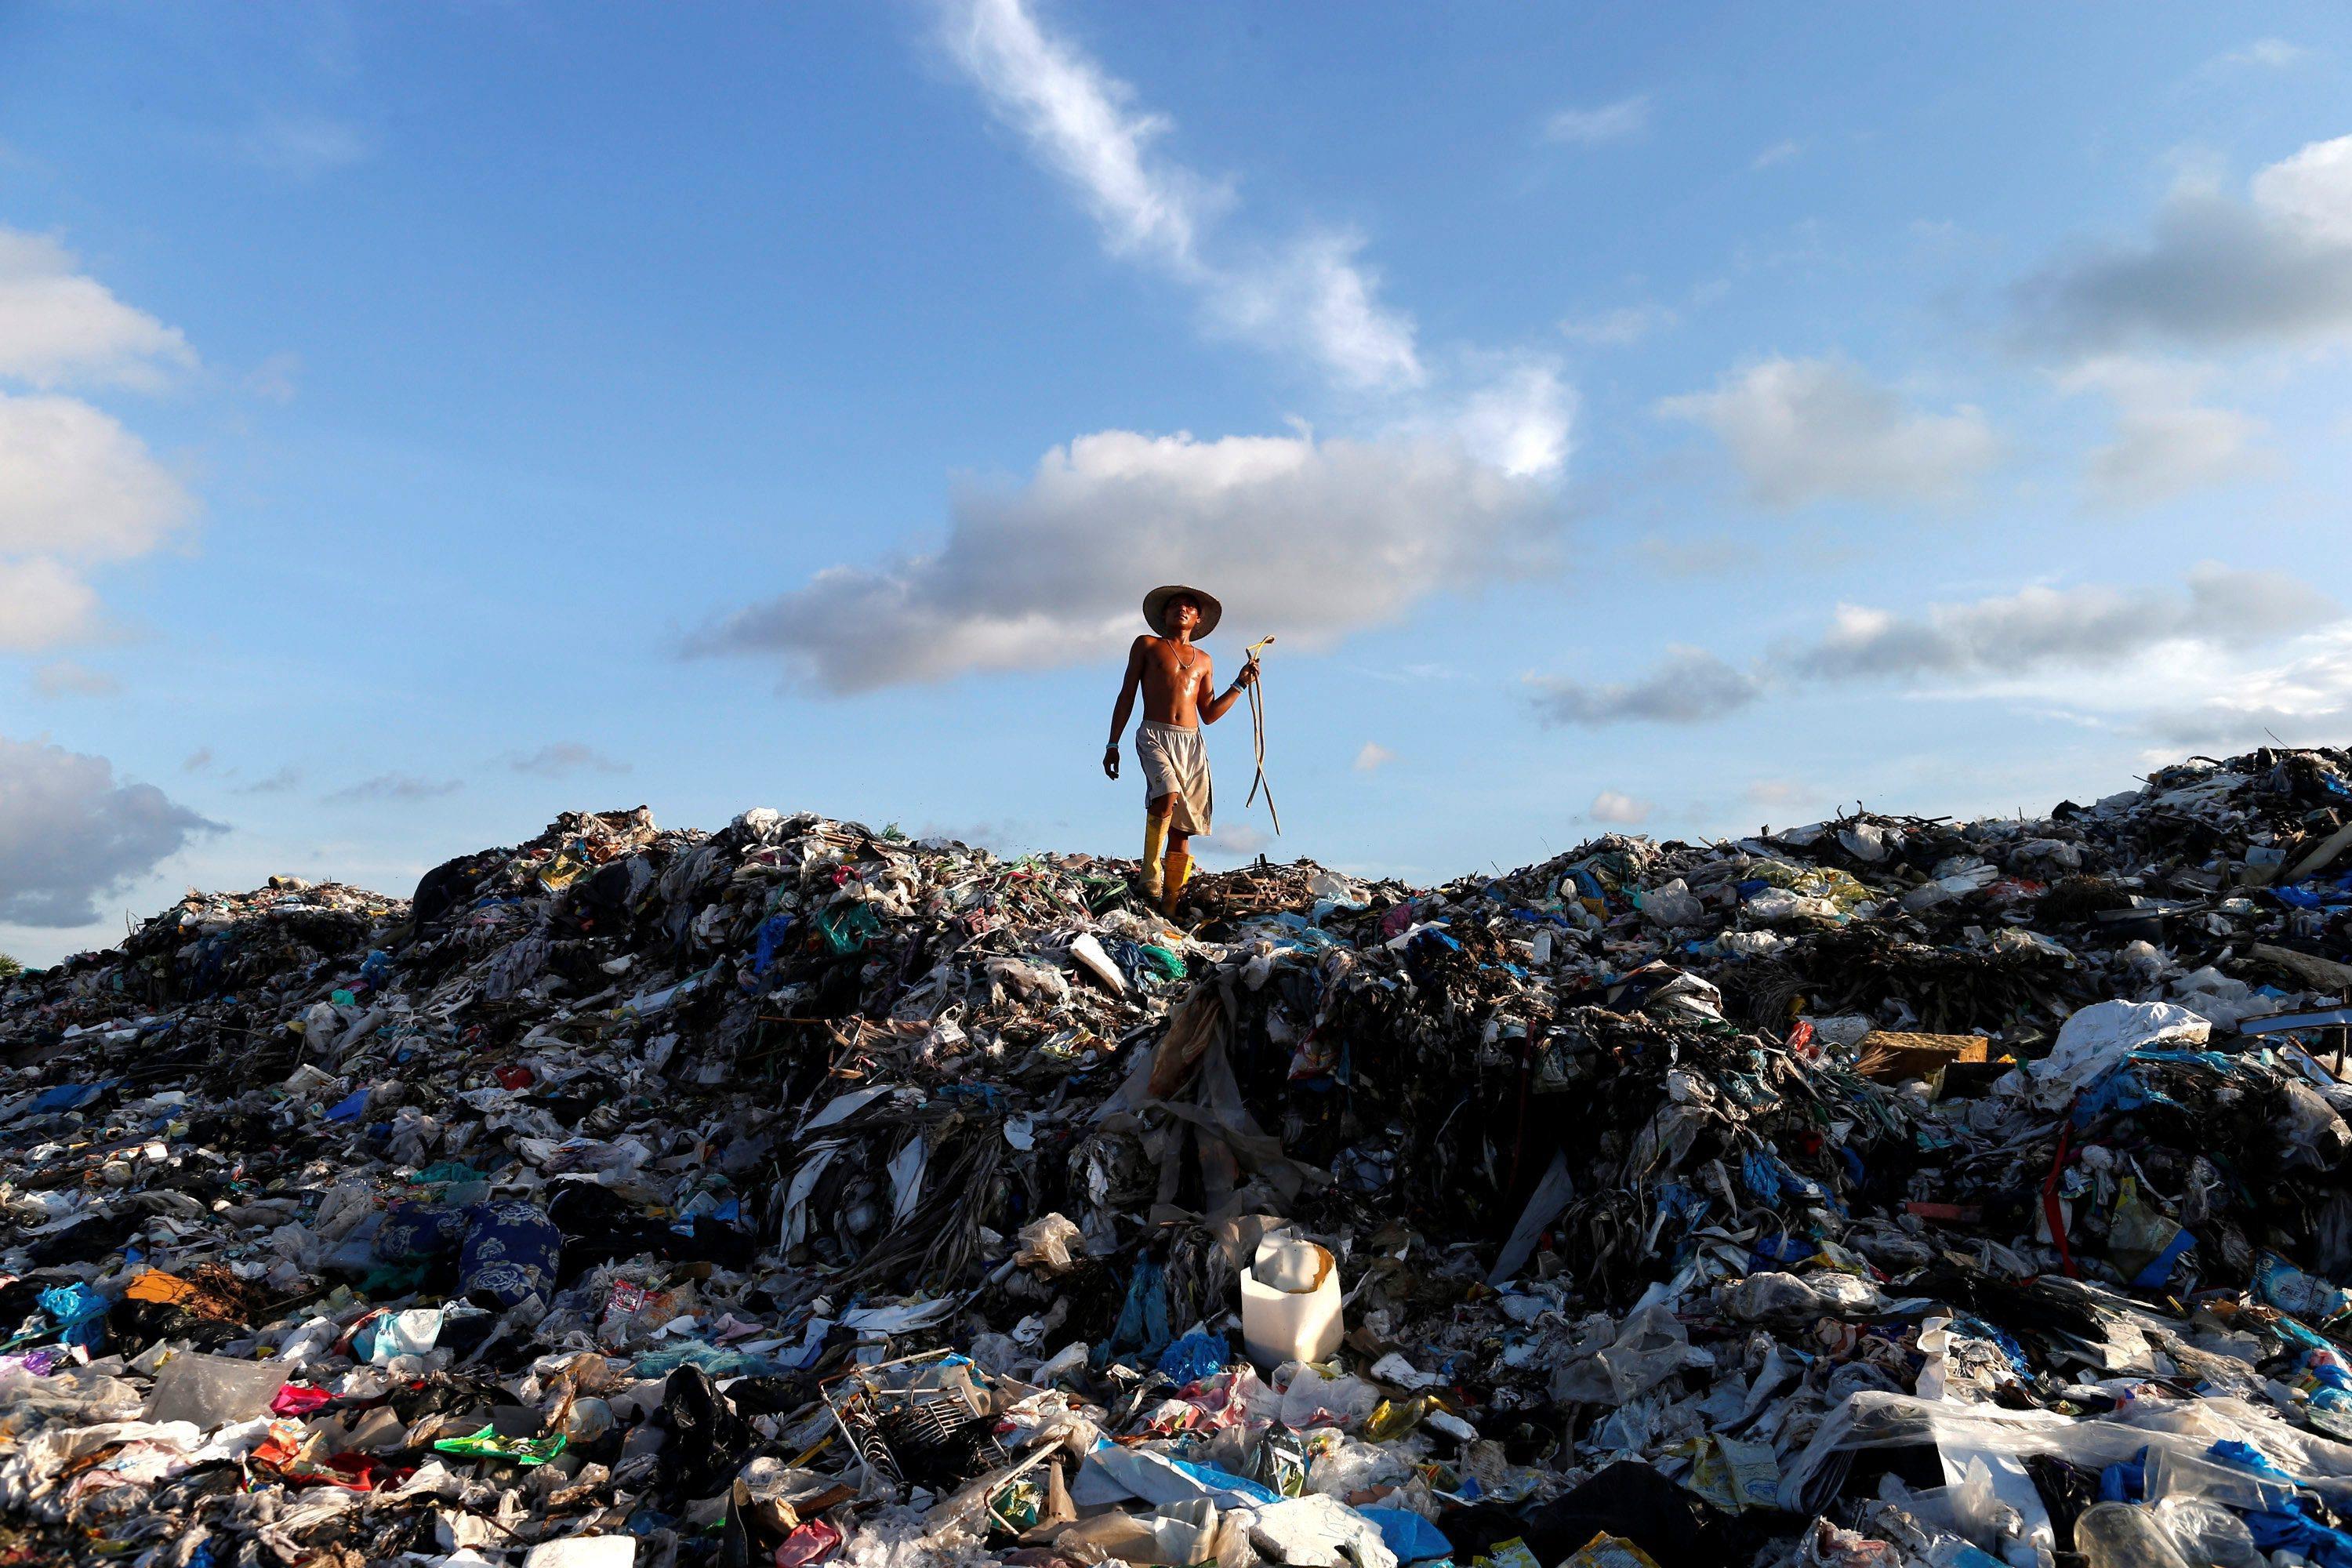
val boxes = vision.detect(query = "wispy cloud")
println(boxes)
[2212,38,2310,71]
[1529,646,1765,727]
[322,773,459,804]
[2056,356,2271,509]
[1657,355,1999,509]
[1199,822,1271,858]
[1541,95,1650,148]
[943,0,1421,392]
[1589,789,1652,826]
[704,0,1577,695]
[238,765,302,797]
[1559,302,1679,346]
[511,742,632,779]
[237,113,373,179]
[1635,534,1751,579]
[1529,564,2342,729]
[1352,742,1397,772]
[32,660,118,698]
[183,747,213,774]
[1751,138,1805,170]
[245,351,301,404]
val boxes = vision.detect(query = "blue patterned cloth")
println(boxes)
[374,1198,466,1262]
[458,1200,562,1308]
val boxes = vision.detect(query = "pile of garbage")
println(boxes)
[2,746,2351,1568]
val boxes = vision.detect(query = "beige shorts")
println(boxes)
[1137,721,1213,836]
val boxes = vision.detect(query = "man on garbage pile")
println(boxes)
[1103,583,1256,914]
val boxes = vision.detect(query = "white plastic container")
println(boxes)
[1240,1234,1343,1369]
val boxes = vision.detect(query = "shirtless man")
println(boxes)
[1103,585,1257,913]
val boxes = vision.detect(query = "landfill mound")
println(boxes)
[5,750,2352,1568]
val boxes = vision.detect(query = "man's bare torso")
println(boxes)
[1134,634,1213,728]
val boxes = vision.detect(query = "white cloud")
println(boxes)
[1542,96,1650,147]
[1452,361,1576,477]
[2140,625,2352,750]
[1589,789,1652,825]
[695,427,1559,691]
[0,230,195,391]
[246,351,302,404]
[1205,229,1425,392]
[1751,139,1805,169]
[1791,564,2333,682]
[1528,565,2339,728]
[0,394,194,648]
[721,0,1576,695]
[1199,822,1271,858]
[238,765,301,797]
[1559,303,1679,346]
[236,113,374,179]
[1635,534,1750,579]
[2018,134,2352,351]
[183,747,213,773]
[0,393,192,561]
[943,0,1422,392]
[2215,38,2310,71]
[1744,778,1817,814]
[324,773,462,804]
[32,661,118,698]
[0,735,223,927]
[1529,646,1766,727]
[513,743,632,778]
[1657,356,2000,508]
[0,238,198,649]
[0,558,100,652]
[2056,356,2270,508]
[1352,742,1396,772]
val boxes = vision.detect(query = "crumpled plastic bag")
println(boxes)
[2024,1000,2209,1105]
[1247,1493,1399,1568]
[1549,1305,1715,1406]
[1013,1213,1086,1276]
[1719,1270,1882,1325]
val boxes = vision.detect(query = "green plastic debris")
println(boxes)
[811,902,884,955]
[1137,944,1185,981]
[431,1426,568,1466]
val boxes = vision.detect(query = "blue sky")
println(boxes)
[4,2,2351,963]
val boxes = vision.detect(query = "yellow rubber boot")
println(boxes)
[1162,848,1192,916]
[1140,813,1169,901]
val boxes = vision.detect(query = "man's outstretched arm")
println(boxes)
[1198,657,1255,724]
[1104,637,1145,777]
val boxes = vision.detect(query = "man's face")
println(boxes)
[1169,597,1200,634]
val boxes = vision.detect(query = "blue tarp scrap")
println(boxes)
[1359,1508,1454,1563]
[1098,1259,1173,1366]
[750,913,798,975]
[31,1080,113,1113]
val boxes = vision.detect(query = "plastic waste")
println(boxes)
[2075,1504,2193,1568]
[143,1352,289,1428]
[1241,1235,1344,1368]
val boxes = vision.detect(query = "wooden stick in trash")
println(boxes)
[1243,636,1279,834]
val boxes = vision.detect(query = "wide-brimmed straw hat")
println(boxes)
[1142,584,1221,638]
